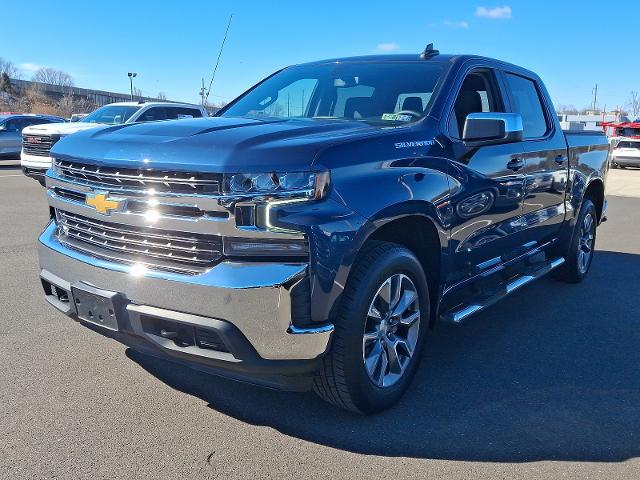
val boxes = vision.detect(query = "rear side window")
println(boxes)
[137,107,165,122]
[168,107,203,119]
[505,73,549,139]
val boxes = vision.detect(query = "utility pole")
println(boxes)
[592,83,598,113]
[199,78,206,105]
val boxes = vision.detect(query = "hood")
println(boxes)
[50,116,382,173]
[23,121,105,136]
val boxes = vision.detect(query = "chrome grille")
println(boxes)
[23,134,60,157]
[52,186,229,219]
[56,210,223,274]
[54,159,221,194]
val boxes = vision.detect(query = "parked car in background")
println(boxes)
[68,114,88,122]
[610,138,640,168]
[21,101,208,184]
[37,49,610,413]
[0,114,65,159]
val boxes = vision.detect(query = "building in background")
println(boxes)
[9,78,170,106]
[556,113,628,132]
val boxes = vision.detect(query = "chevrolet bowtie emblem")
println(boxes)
[85,192,126,215]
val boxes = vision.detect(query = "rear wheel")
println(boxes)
[553,199,597,283]
[313,242,429,414]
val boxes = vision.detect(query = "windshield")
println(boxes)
[222,62,447,125]
[81,105,140,124]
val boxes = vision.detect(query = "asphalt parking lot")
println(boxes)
[1,160,639,479]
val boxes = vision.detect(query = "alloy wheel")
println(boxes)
[362,274,421,388]
[577,212,595,274]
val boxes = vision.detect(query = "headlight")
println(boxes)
[224,171,329,199]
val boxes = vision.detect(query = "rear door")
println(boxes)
[0,118,26,154]
[444,67,528,285]
[502,71,568,245]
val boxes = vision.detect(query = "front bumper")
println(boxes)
[612,156,640,166]
[21,151,52,170]
[38,221,333,390]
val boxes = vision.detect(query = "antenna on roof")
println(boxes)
[420,43,439,59]
[204,14,233,106]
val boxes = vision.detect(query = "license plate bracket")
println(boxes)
[71,283,127,331]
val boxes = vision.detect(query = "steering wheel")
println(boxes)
[395,110,422,119]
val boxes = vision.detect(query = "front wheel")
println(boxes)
[553,199,597,283]
[313,242,429,414]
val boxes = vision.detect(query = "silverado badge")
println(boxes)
[85,192,126,215]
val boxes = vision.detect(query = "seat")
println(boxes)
[454,90,483,138]
[344,97,372,119]
[401,96,424,113]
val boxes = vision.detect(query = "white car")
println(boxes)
[21,101,208,184]
[611,138,640,168]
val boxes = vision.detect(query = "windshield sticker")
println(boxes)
[394,140,434,149]
[382,113,413,122]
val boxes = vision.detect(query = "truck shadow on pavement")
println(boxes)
[127,250,640,463]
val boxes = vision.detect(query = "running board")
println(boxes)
[440,257,565,324]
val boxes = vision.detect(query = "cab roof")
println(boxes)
[298,53,539,79]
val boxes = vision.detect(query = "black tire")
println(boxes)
[313,241,430,414]
[37,177,46,187]
[552,199,597,283]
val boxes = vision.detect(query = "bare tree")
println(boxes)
[556,104,579,115]
[204,100,227,114]
[156,91,167,100]
[0,73,13,94]
[132,87,143,100]
[32,67,74,89]
[73,97,97,114]
[56,93,75,118]
[627,91,640,120]
[0,58,21,79]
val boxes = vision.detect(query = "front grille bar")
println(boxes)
[55,160,221,194]
[56,210,222,274]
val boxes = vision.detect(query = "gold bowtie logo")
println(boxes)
[85,192,125,215]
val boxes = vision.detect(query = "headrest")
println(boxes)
[401,96,423,113]
[344,97,372,119]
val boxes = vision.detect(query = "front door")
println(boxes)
[444,68,527,287]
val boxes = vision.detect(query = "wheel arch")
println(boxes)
[583,177,605,223]
[344,204,447,328]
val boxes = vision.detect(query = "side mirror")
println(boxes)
[462,113,523,146]
[0,124,6,132]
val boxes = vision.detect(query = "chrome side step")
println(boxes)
[440,257,565,324]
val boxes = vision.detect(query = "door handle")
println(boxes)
[507,158,524,171]
[555,154,567,165]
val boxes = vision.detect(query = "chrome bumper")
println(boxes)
[38,221,333,362]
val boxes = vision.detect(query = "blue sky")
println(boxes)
[3,0,639,110]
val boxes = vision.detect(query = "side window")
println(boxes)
[163,108,182,120]
[449,70,504,138]
[4,119,20,131]
[137,108,166,122]
[504,73,549,139]
[167,107,203,119]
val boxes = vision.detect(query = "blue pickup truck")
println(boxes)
[38,46,609,413]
